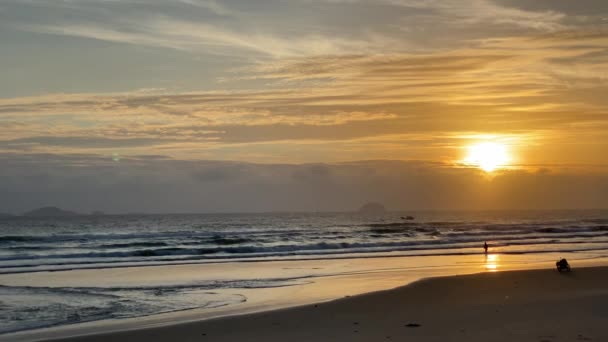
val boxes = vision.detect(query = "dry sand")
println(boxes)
[48,266,608,342]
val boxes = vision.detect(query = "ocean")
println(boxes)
[2,210,608,336]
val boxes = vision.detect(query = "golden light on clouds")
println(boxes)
[464,142,511,172]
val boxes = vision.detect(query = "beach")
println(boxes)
[2,212,608,341]
[43,265,608,342]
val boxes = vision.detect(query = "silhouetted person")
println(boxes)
[483,242,488,254]
[556,258,570,272]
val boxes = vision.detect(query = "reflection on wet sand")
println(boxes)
[485,254,499,271]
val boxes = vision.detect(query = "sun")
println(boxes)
[464,142,510,172]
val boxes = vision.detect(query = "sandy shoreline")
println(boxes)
[44,265,608,342]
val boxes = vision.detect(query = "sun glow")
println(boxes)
[464,142,510,172]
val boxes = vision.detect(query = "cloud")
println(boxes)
[5,0,585,59]
[1,0,607,213]
[325,0,568,31]
[1,155,607,214]
[17,10,398,58]
[421,0,566,30]
[177,0,233,16]
[1,26,608,165]
[1,0,608,167]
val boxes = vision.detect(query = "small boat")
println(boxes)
[401,216,415,220]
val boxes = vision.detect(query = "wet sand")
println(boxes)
[48,266,608,342]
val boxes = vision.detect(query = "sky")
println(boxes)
[1,0,608,213]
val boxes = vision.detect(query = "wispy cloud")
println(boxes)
[2,27,608,165]
[21,18,398,58]
[177,0,233,16]
[6,0,578,59]
[386,0,567,30]
[1,0,608,166]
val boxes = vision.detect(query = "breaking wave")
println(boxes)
[2,212,608,274]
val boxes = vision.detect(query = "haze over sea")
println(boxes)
[2,209,608,337]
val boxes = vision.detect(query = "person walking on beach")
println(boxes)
[483,241,489,254]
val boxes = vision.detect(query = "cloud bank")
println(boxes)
[1,155,607,214]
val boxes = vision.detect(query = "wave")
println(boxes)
[0,236,45,243]
[209,235,253,245]
[0,283,252,335]
[534,226,608,233]
[99,242,169,248]
[366,221,608,239]
[3,241,608,276]
[6,245,49,251]
[3,214,608,276]
[3,233,608,264]
[0,232,261,247]
[4,222,603,249]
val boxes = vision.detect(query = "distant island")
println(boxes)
[0,212,14,218]
[357,202,386,216]
[91,211,106,216]
[23,206,78,217]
